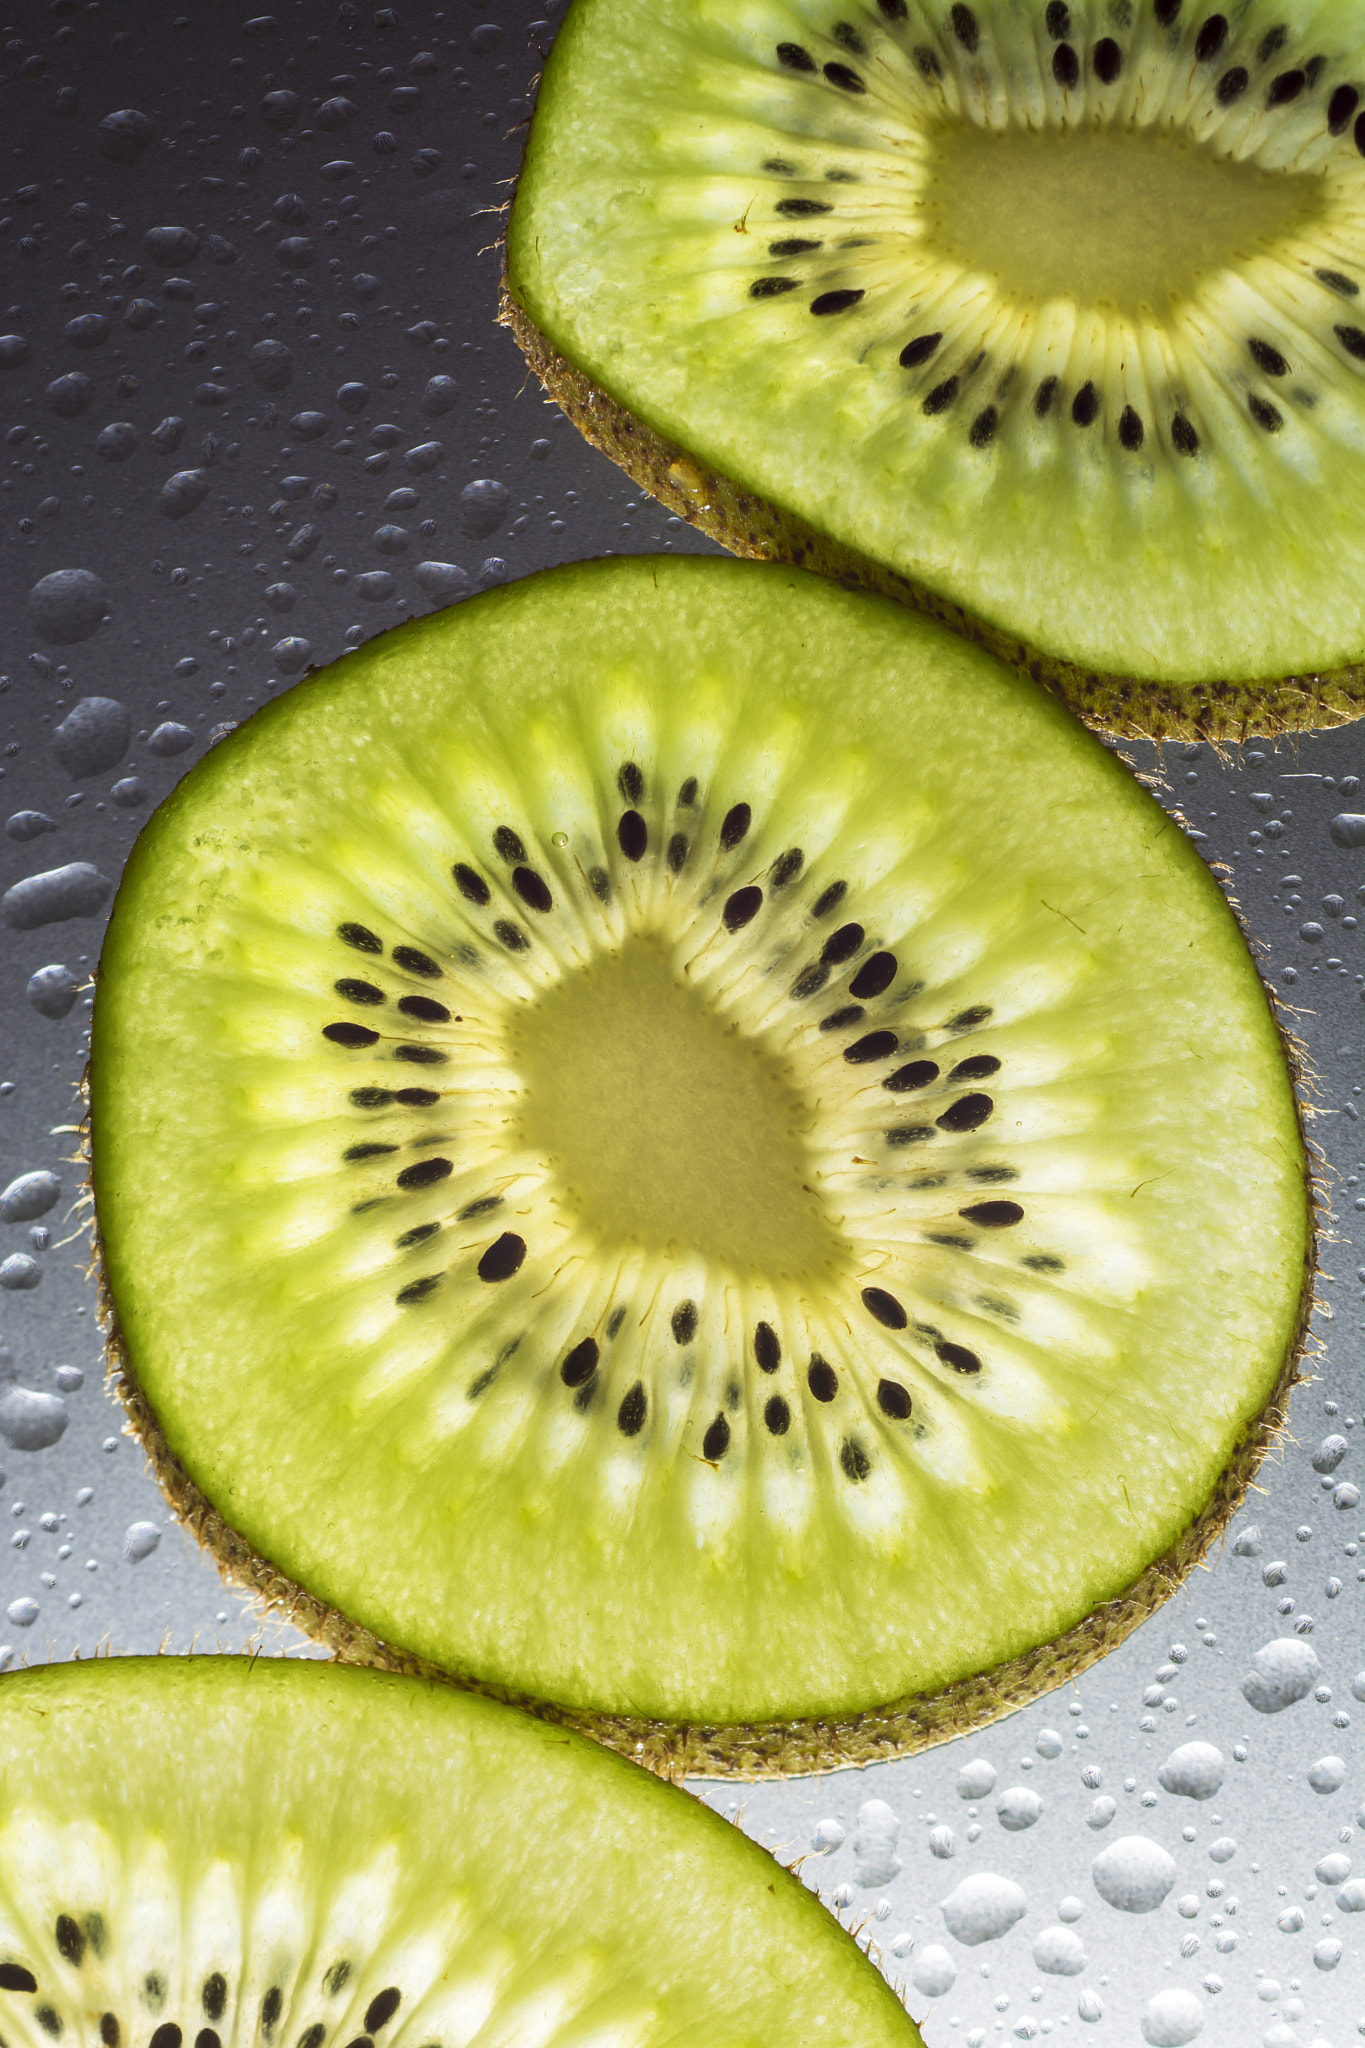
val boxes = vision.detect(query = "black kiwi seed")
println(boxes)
[345,1142,398,1162]
[771,847,804,887]
[512,866,553,913]
[397,1222,439,1248]
[617,1382,648,1436]
[677,776,698,806]
[453,863,490,905]
[393,1044,446,1066]
[324,1966,351,1998]
[754,1321,782,1372]
[477,1233,526,1282]
[764,1393,791,1434]
[1119,405,1144,449]
[723,884,763,931]
[1352,109,1365,158]
[948,1004,992,1029]
[790,962,831,999]
[1155,0,1182,23]
[335,978,385,1006]
[811,879,847,917]
[886,1124,934,1145]
[862,1286,908,1329]
[1328,83,1359,132]
[100,2018,119,2047]
[396,1274,441,1304]
[914,45,944,79]
[195,2031,221,2048]
[776,197,833,219]
[149,2028,181,2048]
[396,1157,452,1190]
[821,921,863,963]
[54,1918,85,1966]
[493,918,529,951]
[776,40,817,71]
[849,951,897,998]
[1172,412,1200,455]
[589,865,611,901]
[1052,43,1079,87]
[899,331,941,368]
[324,1022,379,1048]
[702,1414,731,1459]
[617,810,648,861]
[1318,267,1360,296]
[1025,1253,1065,1272]
[36,2008,62,2038]
[820,1003,865,1031]
[0,1965,38,1992]
[1335,323,1365,359]
[1045,1,1069,37]
[606,1305,627,1338]
[1248,394,1284,431]
[338,921,382,954]
[969,1163,1017,1182]
[807,1355,838,1400]
[961,1200,1024,1226]
[878,0,908,19]
[392,945,441,978]
[1093,35,1122,80]
[927,1231,974,1250]
[950,3,979,54]
[398,995,450,1024]
[834,20,868,52]
[822,62,865,95]
[493,826,526,864]
[1033,375,1059,416]
[296,2028,325,2048]
[950,1053,1000,1080]
[811,287,865,313]
[363,1991,400,2033]
[396,1086,439,1106]
[937,1338,983,1374]
[617,762,645,804]
[561,1337,599,1386]
[459,1195,502,1220]
[969,405,999,447]
[1071,380,1099,426]
[1249,336,1289,375]
[1267,67,1304,103]
[1194,13,1227,61]
[845,1030,898,1063]
[1215,64,1248,102]
[1256,22,1286,61]
[884,1059,938,1092]
[937,1092,994,1131]
[667,831,689,873]
[671,1299,698,1344]
[839,1438,871,1482]
[922,375,960,415]
[720,800,752,847]
[261,1990,283,2036]
[877,1377,912,1419]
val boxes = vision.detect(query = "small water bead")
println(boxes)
[929,1825,956,1858]
[1032,1926,1086,1975]
[122,1521,161,1562]
[1057,1897,1084,1923]
[1158,1742,1225,1801]
[1208,1838,1238,1864]
[811,1817,845,1854]
[957,1758,998,1800]
[940,1872,1027,1945]
[25,964,80,1018]
[910,1946,956,1997]
[1139,1988,1204,2046]
[1308,1756,1347,1793]
[996,1787,1043,1830]
[853,1798,901,1886]
[1035,1728,1063,1759]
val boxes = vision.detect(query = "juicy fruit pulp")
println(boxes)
[90,560,1309,1758]
[506,0,1365,735]
[0,1659,920,2048]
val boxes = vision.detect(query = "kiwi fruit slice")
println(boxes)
[504,0,1365,740]
[0,1656,921,2048]
[89,557,1310,1774]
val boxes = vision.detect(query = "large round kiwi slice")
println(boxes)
[505,0,1365,739]
[0,1657,920,2047]
[89,559,1310,1773]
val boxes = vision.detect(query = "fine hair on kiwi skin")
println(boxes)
[85,557,1319,1782]
[502,0,1365,743]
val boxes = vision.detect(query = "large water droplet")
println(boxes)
[956,1757,997,1800]
[52,694,128,774]
[1307,1755,1347,1794]
[853,1798,900,1886]
[122,1521,161,1562]
[5,811,57,844]
[159,469,210,519]
[0,1386,68,1451]
[460,477,509,536]
[148,722,194,758]
[1139,1989,1203,2045]
[996,1786,1043,1831]
[1240,1636,1320,1713]
[0,1172,61,1224]
[2,863,112,931]
[46,371,94,419]
[940,1872,1026,1946]
[25,963,80,1018]
[1328,812,1365,848]
[415,560,472,604]
[910,1945,955,1997]
[810,1817,844,1854]
[30,571,111,648]
[1032,1926,1087,1976]
[1157,1742,1225,1801]
[1091,1836,1176,1913]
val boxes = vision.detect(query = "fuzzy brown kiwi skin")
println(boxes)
[83,961,1321,1785]
[500,289,1365,749]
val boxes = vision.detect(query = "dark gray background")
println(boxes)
[0,2,1361,2042]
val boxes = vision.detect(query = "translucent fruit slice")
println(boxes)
[89,559,1310,1769]
[505,0,1365,736]
[0,1658,919,2048]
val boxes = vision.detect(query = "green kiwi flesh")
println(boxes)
[0,1657,921,2048]
[89,558,1311,1771]
[505,0,1365,740]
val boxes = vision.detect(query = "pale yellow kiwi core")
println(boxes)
[923,122,1327,313]
[509,937,851,1282]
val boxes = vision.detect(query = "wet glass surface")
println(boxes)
[0,4,1361,2043]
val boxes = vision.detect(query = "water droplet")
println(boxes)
[1086,1796,1116,1829]
[271,637,312,675]
[1328,812,1365,848]
[2,863,112,931]
[1032,1926,1086,1975]
[940,1872,1027,1946]
[0,1172,61,1224]
[1207,1837,1237,1864]
[1312,1434,1349,1473]
[1241,1637,1320,1713]
[25,963,80,1018]
[1307,1755,1347,1794]
[422,374,459,416]
[5,1597,39,1628]
[0,1386,68,1449]
[0,1258,40,1293]
[52,694,128,775]
[1232,1523,1261,1556]
[810,1817,844,1854]
[4,811,56,844]
[97,108,154,165]
[1077,1987,1103,2023]
[957,1758,998,1800]
[46,371,94,419]
[122,1521,161,1562]
[1057,1896,1084,1922]
[413,561,471,604]
[0,334,32,370]
[1157,1742,1225,1801]
[249,338,294,392]
[290,411,329,442]
[355,572,394,604]
[148,722,194,758]
[1091,1836,1177,1913]
[853,1798,900,1886]
[110,778,147,809]
[150,416,186,455]
[460,476,509,536]
[996,1786,1043,1831]
[1139,1988,1204,2045]
[95,421,139,463]
[159,469,210,519]
[910,1945,955,1997]
[1034,1728,1063,1759]
[928,1825,955,1859]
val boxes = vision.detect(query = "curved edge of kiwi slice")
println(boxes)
[83,1017,1321,1784]
[499,287,1365,748]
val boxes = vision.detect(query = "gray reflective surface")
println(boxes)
[0,3,1361,2044]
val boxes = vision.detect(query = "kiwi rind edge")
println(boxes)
[82,975,1321,1783]
[499,288,1365,748]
